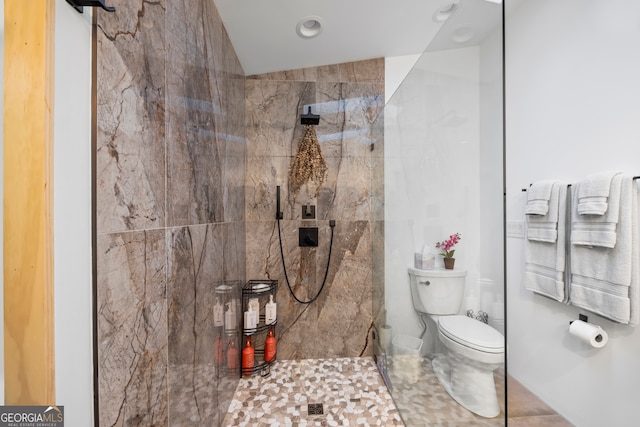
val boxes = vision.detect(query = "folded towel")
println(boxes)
[527,181,563,243]
[570,175,638,325]
[577,171,621,215]
[524,182,569,302]
[631,183,639,326]
[525,180,556,215]
[571,174,623,248]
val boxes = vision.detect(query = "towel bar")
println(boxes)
[522,176,640,192]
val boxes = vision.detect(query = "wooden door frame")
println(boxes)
[3,0,56,405]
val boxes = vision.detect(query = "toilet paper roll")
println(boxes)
[569,320,608,348]
[378,324,392,353]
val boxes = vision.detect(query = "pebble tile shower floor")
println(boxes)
[222,357,403,426]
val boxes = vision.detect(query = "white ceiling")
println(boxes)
[213,0,504,76]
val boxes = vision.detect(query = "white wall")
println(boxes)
[384,47,485,353]
[479,27,505,314]
[53,1,94,424]
[506,1,640,426]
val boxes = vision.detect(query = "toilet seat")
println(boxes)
[438,315,504,354]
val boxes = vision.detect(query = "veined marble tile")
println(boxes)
[166,223,243,425]
[246,155,305,222]
[371,220,386,326]
[245,219,371,360]
[247,63,340,82]
[314,81,384,158]
[97,229,168,427]
[96,0,166,234]
[314,222,373,358]
[321,155,372,221]
[370,156,385,223]
[97,1,246,425]
[246,154,372,221]
[370,108,385,225]
[244,59,383,361]
[167,223,245,363]
[338,58,385,83]
[246,80,383,160]
[168,224,225,365]
[168,364,219,426]
[224,221,247,281]
[247,58,384,83]
[224,153,247,223]
[246,80,316,158]
[166,0,246,227]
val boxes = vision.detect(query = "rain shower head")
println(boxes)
[301,106,320,125]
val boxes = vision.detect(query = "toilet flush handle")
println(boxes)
[419,280,431,286]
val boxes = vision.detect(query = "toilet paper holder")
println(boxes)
[569,313,589,325]
[569,314,608,348]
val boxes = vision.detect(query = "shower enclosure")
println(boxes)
[372,0,505,424]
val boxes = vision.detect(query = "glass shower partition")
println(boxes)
[371,0,505,424]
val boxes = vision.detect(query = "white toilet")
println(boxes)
[408,267,505,418]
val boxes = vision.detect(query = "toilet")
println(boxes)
[408,267,505,418]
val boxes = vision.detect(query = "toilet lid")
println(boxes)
[438,315,504,353]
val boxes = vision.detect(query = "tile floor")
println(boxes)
[223,356,574,426]
[386,354,504,426]
[222,357,404,426]
[386,354,574,426]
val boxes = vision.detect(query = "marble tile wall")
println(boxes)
[245,59,385,360]
[95,1,245,426]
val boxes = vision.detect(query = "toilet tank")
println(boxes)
[408,267,467,315]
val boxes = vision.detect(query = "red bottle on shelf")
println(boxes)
[264,327,276,363]
[241,336,254,375]
[227,339,238,371]
[214,335,224,366]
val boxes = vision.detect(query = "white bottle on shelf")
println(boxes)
[265,294,277,325]
[213,297,224,327]
[225,302,236,331]
[244,306,257,331]
[249,298,260,321]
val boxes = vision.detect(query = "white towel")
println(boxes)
[527,181,563,243]
[525,180,556,215]
[524,182,569,302]
[571,174,623,248]
[570,175,639,325]
[577,171,621,215]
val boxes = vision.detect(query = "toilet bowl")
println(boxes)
[408,267,505,418]
[432,314,504,418]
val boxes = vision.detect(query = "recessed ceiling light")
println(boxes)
[452,26,474,43]
[433,3,458,23]
[296,16,325,39]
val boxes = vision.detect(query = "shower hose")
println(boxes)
[277,217,335,304]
